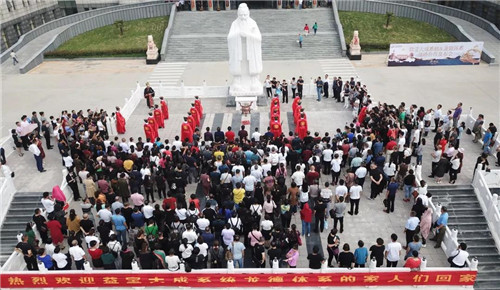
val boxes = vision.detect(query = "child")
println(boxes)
[354,240,368,267]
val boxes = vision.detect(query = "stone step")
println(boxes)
[477,271,500,281]
[467,246,500,255]
[432,196,480,203]
[459,239,497,247]
[435,201,480,208]
[447,209,484,216]
[448,218,487,225]
[449,224,490,232]
[458,231,493,239]
[475,280,500,290]
[478,265,500,273]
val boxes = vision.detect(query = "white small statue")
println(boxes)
[146,35,159,60]
[349,30,361,56]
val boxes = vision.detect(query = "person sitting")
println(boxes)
[404,250,421,270]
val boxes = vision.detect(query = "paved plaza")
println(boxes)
[1,55,499,268]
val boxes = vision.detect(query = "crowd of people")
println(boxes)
[11,75,497,272]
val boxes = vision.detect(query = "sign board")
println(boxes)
[1,270,477,288]
[388,42,483,66]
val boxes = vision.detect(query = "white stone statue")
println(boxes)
[146,35,159,60]
[349,30,361,55]
[227,3,263,96]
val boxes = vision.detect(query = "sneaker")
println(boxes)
[347,211,353,215]
[307,233,310,237]
[422,244,427,248]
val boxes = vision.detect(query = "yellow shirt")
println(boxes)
[214,151,224,160]
[233,188,245,204]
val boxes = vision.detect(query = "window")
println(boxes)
[41,13,46,23]
[14,23,22,37]
[2,29,9,48]
[30,19,35,30]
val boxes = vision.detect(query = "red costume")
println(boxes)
[144,123,155,141]
[147,117,159,140]
[116,111,126,134]
[270,109,280,124]
[271,97,280,108]
[160,99,169,120]
[292,97,300,112]
[187,115,195,132]
[154,108,164,129]
[358,106,367,124]
[270,119,282,139]
[46,219,64,244]
[181,122,193,143]
[294,105,302,125]
[190,107,200,127]
[296,117,308,139]
[194,98,203,116]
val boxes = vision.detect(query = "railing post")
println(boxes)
[420,257,427,270]
[272,257,279,272]
[181,80,185,98]
[84,261,93,271]
[132,259,140,271]
[179,262,185,272]
[160,80,163,97]
[190,0,196,11]
[470,257,478,270]
[203,80,207,96]
[227,259,235,272]
[451,228,458,243]
[369,257,377,269]
[320,260,327,272]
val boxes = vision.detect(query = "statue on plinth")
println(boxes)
[227,3,263,96]
[146,35,159,64]
[348,30,362,60]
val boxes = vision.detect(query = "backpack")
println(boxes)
[229,218,241,235]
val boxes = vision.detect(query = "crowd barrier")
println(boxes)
[472,170,500,252]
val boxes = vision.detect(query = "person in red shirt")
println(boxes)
[190,105,200,127]
[270,108,280,124]
[186,112,196,133]
[162,195,177,211]
[160,97,169,120]
[153,105,164,129]
[270,117,282,139]
[189,194,201,211]
[292,95,300,112]
[225,126,235,142]
[194,96,203,117]
[404,250,421,269]
[147,113,159,140]
[296,114,308,139]
[300,203,313,236]
[306,165,320,185]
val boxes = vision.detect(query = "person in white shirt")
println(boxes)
[404,211,420,247]
[354,164,367,186]
[320,182,333,211]
[52,246,69,270]
[348,182,362,215]
[335,179,348,202]
[41,192,55,213]
[252,128,262,142]
[221,224,235,246]
[69,240,87,270]
[97,206,113,223]
[29,140,45,172]
[299,184,309,204]
[385,233,402,267]
[165,248,181,270]
[142,201,154,220]
[383,162,397,179]
[182,224,198,244]
[243,172,257,194]
[331,154,342,185]
[291,165,305,186]
[196,214,210,231]
[429,146,442,177]
[322,144,334,174]
[261,159,272,177]
[449,243,469,268]
[250,164,263,182]
[433,105,442,132]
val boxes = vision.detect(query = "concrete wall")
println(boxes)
[18,2,173,73]
[336,0,496,63]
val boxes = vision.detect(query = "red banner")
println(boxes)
[0,271,476,288]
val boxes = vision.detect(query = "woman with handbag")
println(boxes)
[285,244,299,268]
[326,228,340,267]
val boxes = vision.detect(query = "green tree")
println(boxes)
[114,20,124,36]
[385,12,394,28]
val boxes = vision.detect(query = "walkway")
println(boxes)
[439,14,500,62]
[1,24,72,74]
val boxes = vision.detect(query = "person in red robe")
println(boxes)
[358,105,367,124]
[160,97,169,120]
[194,96,203,117]
[181,117,193,143]
[271,96,280,109]
[270,117,282,139]
[292,95,300,113]
[186,112,196,133]
[294,104,302,125]
[115,107,126,134]
[190,105,200,127]
[296,114,308,139]
[154,105,164,129]
[147,113,159,140]
[143,119,155,141]
[270,108,280,124]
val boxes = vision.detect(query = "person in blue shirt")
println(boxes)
[384,178,399,213]
[112,208,128,244]
[430,206,448,248]
[131,208,145,228]
[37,248,54,270]
[354,240,368,267]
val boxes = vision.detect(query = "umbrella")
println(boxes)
[19,123,38,136]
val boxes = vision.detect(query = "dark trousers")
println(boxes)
[433,118,440,131]
[349,198,360,215]
[282,90,288,103]
[298,86,303,98]
[323,84,329,98]
[449,168,458,181]
[44,134,52,148]
[69,183,81,201]
[266,87,272,98]
[292,88,296,97]
[157,187,167,199]
[327,246,338,266]
[314,215,325,232]
[333,216,344,232]
[75,259,85,270]
[405,229,415,247]
[386,260,398,267]
[24,255,39,270]
[34,154,43,171]
[331,171,340,185]
[431,162,438,176]
[386,195,395,212]
[21,136,30,150]
[370,184,380,199]
[323,161,331,175]
[145,188,155,202]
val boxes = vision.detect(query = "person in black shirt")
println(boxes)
[307,245,325,269]
[120,246,135,269]
[297,76,304,98]
[369,238,385,267]
[252,238,266,268]
[369,164,383,199]
[338,243,355,268]
[313,198,327,233]
[267,241,282,267]
[79,213,94,235]
[15,235,38,270]
[33,208,49,244]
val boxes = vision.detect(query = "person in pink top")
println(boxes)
[285,244,300,268]
[248,224,263,247]
[130,192,144,208]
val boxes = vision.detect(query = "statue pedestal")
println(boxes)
[226,93,267,109]
[146,51,160,64]
[348,45,362,60]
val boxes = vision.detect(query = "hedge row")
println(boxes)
[45,48,146,58]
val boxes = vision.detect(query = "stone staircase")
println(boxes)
[165,8,342,62]
[0,192,42,266]
[429,185,500,290]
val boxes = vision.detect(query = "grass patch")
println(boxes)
[339,11,457,52]
[46,17,168,58]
